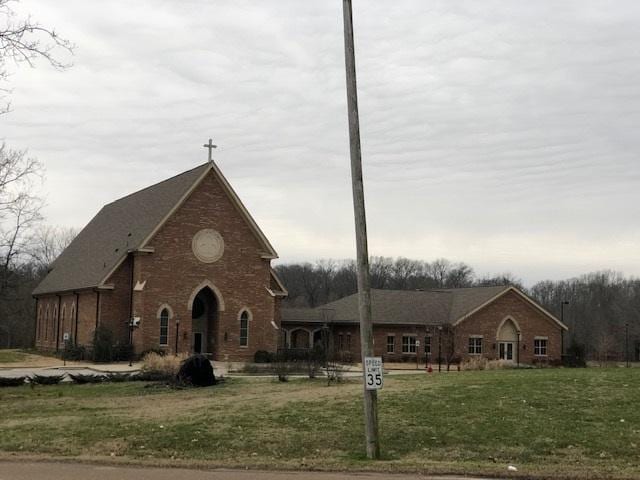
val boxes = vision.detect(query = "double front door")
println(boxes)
[499,342,514,361]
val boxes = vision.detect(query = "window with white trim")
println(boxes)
[159,308,169,346]
[534,338,548,356]
[239,310,249,347]
[386,335,395,354]
[468,336,483,355]
[402,335,417,354]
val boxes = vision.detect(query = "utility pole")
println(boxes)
[342,0,380,460]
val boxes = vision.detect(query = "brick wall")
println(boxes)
[35,293,83,352]
[281,290,564,366]
[453,289,563,363]
[76,291,99,346]
[100,257,132,345]
[34,295,57,351]
[126,170,279,361]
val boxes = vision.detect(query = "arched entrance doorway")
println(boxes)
[497,318,519,362]
[191,287,218,356]
[290,329,310,349]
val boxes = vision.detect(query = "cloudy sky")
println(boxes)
[3,1,640,286]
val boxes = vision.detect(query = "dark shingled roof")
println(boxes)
[33,163,211,295]
[281,286,510,326]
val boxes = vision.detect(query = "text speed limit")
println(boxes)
[364,356,383,390]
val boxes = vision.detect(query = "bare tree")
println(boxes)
[1,0,74,112]
[390,257,423,290]
[30,224,78,269]
[426,258,451,288]
[0,145,44,348]
[445,263,474,288]
[369,256,393,289]
[0,144,42,288]
[475,272,523,290]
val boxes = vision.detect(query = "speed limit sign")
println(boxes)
[364,356,384,390]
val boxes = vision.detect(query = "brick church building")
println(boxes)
[33,160,287,361]
[282,286,568,365]
[33,160,567,366]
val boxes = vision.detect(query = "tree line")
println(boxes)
[275,259,640,361]
[0,1,75,348]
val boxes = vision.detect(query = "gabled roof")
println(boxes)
[451,286,568,330]
[34,162,278,296]
[281,285,568,329]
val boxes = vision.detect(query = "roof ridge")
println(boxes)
[433,285,510,292]
[104,162,210,207]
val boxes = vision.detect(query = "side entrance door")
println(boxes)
[499,342,514,361]
[194,332,203,354]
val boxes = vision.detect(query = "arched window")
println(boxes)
[37,306,42,340]
[159,308,169,346]
[70,304,76,342]
[44,306,50,341]
[239,310,250,347]
[60,305,66,339]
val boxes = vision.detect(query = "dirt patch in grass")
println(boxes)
[0,349,71,367]
[0,350,29,364]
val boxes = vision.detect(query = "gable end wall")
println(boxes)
[453,289,562,362]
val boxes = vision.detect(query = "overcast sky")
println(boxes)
[3,0,640,286]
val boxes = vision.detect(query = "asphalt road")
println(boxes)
[0,462,492,480]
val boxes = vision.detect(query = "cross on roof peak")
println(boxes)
[203,138,217,162]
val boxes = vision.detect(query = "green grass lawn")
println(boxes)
[0,349,27,363]
[0,368,639,479]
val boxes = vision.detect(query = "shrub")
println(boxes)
[140,352,188,381]
[460,357,486,371]
[485,359,510,370]
[138,348,167,358]
[61,342,87,361]
[305,345,326,379]
[0,377,26,387]
[30,374,65,385]
[68,373,104,384]
[92,326,115,363]
[564,340,587,368]
[133,371,171,382]
[254,350,275,363]
[240,363,272,374]
[176,354,216,387]
[272,350,295,382]
[111,343,134,362]
[105,372,131,382]
[461,357,512,371]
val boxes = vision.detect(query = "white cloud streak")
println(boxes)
[2,0,640,285]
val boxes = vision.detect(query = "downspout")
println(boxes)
[128,253,135,346]
[74,292,79,344]
[55,294,62,353]
[128,253,135,366]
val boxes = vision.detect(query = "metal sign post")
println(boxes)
[364,357,384,390]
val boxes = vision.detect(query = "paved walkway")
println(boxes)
[0,349,458,380]
[0,461,492,480]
